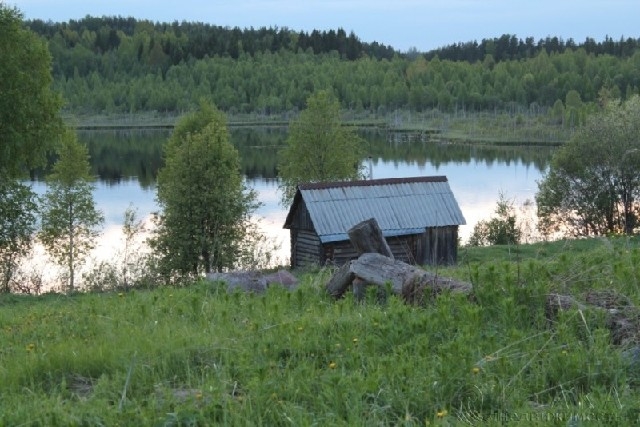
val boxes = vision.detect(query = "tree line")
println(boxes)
[423,34,640,63]
[27,17,396,77]
[23,17,640,118]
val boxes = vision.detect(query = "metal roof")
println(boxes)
[284,176,466,243]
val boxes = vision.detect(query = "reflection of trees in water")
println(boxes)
[360,129,553,172]
[233,127,287,179]
[80,127,553,185]
[80,129,168,188]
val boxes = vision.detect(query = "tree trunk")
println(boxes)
[69,203,74,293]
[347,217,394,259]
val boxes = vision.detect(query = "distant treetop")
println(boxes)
[424,34,640,63]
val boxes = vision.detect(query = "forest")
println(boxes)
[26,17,640,119]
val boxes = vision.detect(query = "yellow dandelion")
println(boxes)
[195,391,203,400]
[436,409,448,418]
[329,362,337,369]
[297,326,304,331]
[352,338,358,343]
[472,366,480,374]
[26,343,36,352]
[118,292,124,298]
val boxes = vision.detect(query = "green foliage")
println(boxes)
[0,177,38,293]
[278,90,365,206]
[82,205,158,292]
[469,193,522,246]
[152,102,260,276]
[21,16,640,117]
[2,238,640,424]
[39,130,104,292]
[536,95,640,237]
[0,3,63,176]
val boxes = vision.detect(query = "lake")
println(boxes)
[32,128,553,269]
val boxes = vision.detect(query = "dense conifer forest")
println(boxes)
[27,17,640,118]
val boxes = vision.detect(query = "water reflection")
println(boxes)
[62,128,552,267]
[75,127,553,185]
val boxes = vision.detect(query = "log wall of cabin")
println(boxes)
[323,234,420,266]
[292,229,322,267]
[420,226,458,265]
[289,200,323,268]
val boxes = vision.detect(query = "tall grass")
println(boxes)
[2,237,640,425]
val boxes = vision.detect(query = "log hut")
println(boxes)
[283,176,466,268]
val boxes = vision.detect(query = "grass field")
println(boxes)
[2,237,640,425]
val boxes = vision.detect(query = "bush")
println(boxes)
[469,193,521,246]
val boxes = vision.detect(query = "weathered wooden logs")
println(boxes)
[349,252,472,303]
[325,261,356,298]
[347,217,394,259]
[326,217,472,303]
[325,251,472,303]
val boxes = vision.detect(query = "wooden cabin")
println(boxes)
[283,176,466,268]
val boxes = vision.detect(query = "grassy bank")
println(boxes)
[66,110,572,145]
[2,237,639,425]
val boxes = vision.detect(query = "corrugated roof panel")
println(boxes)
[299,177,466,241]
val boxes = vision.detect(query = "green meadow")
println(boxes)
[2,237,640,426]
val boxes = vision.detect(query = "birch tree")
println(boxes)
[39,130,104,292]
[278,90,365,206]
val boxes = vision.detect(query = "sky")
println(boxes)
[9,0,640,52]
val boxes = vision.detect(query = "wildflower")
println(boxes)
[472,366,480,374]
[297,326,304,331]
[562,350,568,355]
[118,292,124,298]
[436,409,448,418]
[195,391,203,400]
[352,338,358,343]
[26,343,36,352]
[329,362,337,369]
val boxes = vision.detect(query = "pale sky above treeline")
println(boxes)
[10,0,640,52]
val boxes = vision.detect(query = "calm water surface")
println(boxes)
[33,128,553,267]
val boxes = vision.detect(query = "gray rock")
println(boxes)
[206,271,268,293]
[263,269,299,291]
[206,269,299,293]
